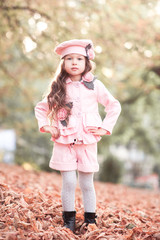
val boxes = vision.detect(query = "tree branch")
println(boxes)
[0,5,51,20]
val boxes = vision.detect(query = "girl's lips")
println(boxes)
[71,67,78,71]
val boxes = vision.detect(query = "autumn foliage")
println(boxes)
[0,163,160,240]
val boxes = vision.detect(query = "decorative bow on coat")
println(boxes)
[81,72,97,90]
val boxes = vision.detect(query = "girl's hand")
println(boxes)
[87,127,108,136]
[42,126,60,139]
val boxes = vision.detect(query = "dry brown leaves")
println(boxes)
[0,163,160,240]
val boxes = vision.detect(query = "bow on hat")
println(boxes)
[85,44,95,60]
[54,39,95,60]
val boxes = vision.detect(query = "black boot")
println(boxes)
[62,211,76,232]
[84,212,97,225]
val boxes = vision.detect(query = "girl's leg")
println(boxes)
[78,171,96,213]
[61,170,77,211]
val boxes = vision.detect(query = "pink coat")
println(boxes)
[35,74,121,144]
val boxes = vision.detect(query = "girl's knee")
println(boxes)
[62,171,77,190]
[78,172,94,192]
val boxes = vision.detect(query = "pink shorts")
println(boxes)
[49,142,99,173]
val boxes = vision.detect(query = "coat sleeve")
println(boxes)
[96,80,121,135]
[34,98,50,132]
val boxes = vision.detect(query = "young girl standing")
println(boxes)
[35,39,121,232]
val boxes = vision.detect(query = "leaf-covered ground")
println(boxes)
[0,163,160,240]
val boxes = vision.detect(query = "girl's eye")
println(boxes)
[66,57,72,60]
[78,58,83,60]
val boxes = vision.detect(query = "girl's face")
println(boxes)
[64,54,86,80]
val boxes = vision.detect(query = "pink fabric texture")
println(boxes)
[49,142,98,172]
[35,73,121,144]
[54,39,95,60]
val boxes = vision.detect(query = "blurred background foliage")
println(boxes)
[0,0,160,183]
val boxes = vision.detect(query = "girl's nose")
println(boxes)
[72,58,77,65]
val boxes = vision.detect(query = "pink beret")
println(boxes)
[54,39,95,60]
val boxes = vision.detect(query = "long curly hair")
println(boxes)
[47,57,92,123]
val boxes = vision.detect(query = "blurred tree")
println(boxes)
[153,163,160,179]
[99,154,123,183]
[0,0,160,172]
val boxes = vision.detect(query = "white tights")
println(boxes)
[61,171,96,212]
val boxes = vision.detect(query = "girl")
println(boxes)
[35,39,121,232]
